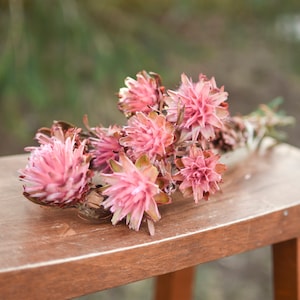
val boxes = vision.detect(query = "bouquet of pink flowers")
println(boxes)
[19,71,293,235]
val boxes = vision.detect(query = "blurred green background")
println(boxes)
[0,0,299,155]
[1,0,299,299]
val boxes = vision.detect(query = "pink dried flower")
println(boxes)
[101,153,161,231]
[35,121,82,146]
[166,73,229,141]
[210,116,249,152]
[19,136,92,207]
[174,146,226,202]
[89,125,122,173]
[120,111,175,162]
[118,70,164,117]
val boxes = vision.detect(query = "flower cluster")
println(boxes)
[19,71,293,234]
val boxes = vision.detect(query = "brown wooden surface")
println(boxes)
[273,238,300,300]
[0,143,300,299]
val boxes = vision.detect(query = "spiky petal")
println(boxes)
[175,146,226,202]
[166,73,229,141]
[118,71,164,117]
[120,111,175,162]
[19,137,92,207]
[101,153,161,231]
[89,125,122,173]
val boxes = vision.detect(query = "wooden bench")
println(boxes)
[0,143,300,299]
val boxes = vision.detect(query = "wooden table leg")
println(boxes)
[154,266,195,300]
[273,238,300,300]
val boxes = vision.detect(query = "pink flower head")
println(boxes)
[101,153,161,231]
[19,136,92,207]
[34,121,82,146]
[89,125,122,173]
[166,73,229,141]
[175,146,226,202]
[118,70,164,117]
[120,111,175,162]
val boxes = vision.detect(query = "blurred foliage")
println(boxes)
[0,0,300,154]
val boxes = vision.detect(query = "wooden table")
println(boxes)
[1,143,300,300]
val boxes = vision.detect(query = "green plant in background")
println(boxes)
[0,0,300,155]
[0,0,183,153]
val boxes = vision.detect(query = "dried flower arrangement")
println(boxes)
[19,71,294,235]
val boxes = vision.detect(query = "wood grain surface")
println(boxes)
[0,143,300,299]
[273,238,300,300]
